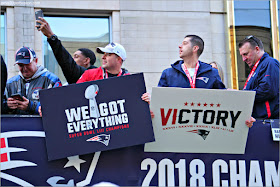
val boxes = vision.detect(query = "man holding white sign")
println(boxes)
[144,35,256,154]
[142,35,255,127]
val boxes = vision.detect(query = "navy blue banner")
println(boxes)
[1,117,279,186]
[140,120,280,186]
[39,73,154,161]
[1,116,144,186]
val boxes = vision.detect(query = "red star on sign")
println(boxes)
[210,103,214,107]
[184,102,188,106]
[191,102,195,106]
[203,103,207,107]
[217,103,221,107]
[197,103,201,106]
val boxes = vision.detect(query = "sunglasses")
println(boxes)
[245,35,259,46]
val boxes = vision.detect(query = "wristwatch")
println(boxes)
[49,34,57,41]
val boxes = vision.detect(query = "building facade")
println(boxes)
[1,0,279,93]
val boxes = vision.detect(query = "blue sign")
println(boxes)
[39,73,154,161]
[140,119,280,186]
[0,117,279,186]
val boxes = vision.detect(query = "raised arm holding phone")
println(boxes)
[35,14,97,84]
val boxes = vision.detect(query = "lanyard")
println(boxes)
[243,57,262,89]
[104,68,123,79]
[181,62,199,88]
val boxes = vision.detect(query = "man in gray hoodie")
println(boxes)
[5,46,62,115]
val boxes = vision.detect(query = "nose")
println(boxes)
[22,65,28,71]
[179,44,182,49]
[102,54,107,59]
[242,56,247,62]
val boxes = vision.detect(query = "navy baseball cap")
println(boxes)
[15,46,36,64]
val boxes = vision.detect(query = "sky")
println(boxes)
[45,16,110,38]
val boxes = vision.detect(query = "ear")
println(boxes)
[193,45,199,53]
[34,58,38,64]
[84,57,90,66]
[255,46,260,52]
[117,56,123,65]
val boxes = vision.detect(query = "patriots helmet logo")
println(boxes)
[187,129,210,140]
[196,77,209,84]
[17,52,25,57]
[87,134,110,146]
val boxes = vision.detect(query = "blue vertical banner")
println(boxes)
[39,73,154,161]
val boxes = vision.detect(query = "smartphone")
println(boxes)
[35,10,44,29]
[11,93,24,101]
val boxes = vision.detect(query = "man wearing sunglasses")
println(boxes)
[239,35,279,119]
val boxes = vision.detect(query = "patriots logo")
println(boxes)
[1,117,141,186]
[32,90,40,100]
[17,52,25,57]
[196,77,209,84]
[87,134,110,146]
[1,131,45,186]
[187,129,210,140]
[0,130,105,186]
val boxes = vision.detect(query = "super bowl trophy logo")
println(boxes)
[85,85,100,118]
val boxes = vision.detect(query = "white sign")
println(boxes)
[272,128,280,141]
[270,120,280,141]
[145,87,256,154]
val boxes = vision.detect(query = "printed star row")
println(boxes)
[184,102,221,107]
